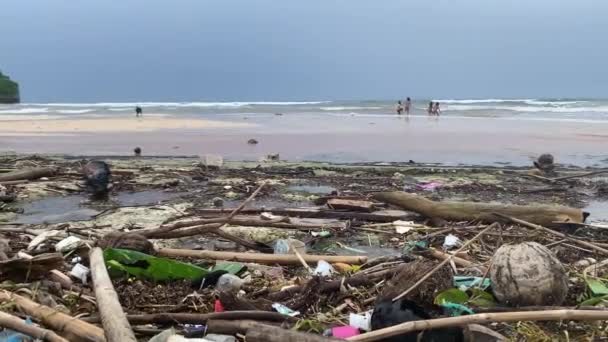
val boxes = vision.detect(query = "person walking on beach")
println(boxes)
[396,101,404,115]
[427,101,434,115]
[404,97,411,115]
[135,106,143,117]
[433,102,441,116]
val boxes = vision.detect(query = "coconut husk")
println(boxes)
[98,232,155,254]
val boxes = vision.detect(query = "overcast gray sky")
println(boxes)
[1,0,606,102]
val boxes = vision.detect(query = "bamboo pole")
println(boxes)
[89,247,136,342]
[0,290,105,342]
[0,311,68,342]
[348,309,608,342]
[157,248,367,265]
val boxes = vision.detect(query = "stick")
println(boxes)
[89,247,136,342]
[0,311,69,342]
[157,248,367,265]
[552,170,608,182]
[348,309,608,342]
[496,213,608,255]
[82,311,295,325]
[0,290,105,342]
[290,241,313,273]
[393,223,496,301]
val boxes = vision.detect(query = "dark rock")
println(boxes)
[83,160,111,198]
[248,139,258,145]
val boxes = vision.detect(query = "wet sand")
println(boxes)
[1,114,607,166]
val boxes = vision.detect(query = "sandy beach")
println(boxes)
[0,113,607,166]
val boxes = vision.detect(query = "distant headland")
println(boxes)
[0,71,19,103]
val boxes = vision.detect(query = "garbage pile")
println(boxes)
[2,154,608,341]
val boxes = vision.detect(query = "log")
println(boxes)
[83,310,294,325]
[0,290,105,342]
[0,253,64,282]
[192,207,413,222]
[157,248,367,265]
[347,309,608,342]
[373,191,586,227]
[246,322,341,342]
[89,247,136,342]
[0,167,56,182]
[327,198,375,212]
[0,311,69,342]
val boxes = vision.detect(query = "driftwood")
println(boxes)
[427,248,487,272]
[89,247,137,342]
[0,253,64,282]
[0,290,105,342]
[373,191,586,227]
[157,248,367,265]
[245,322,341,342]
[82,311,295,325]
[193,207,412,222]
[327,198,375,212]
[0,311,69,342]
[207,320,339,342]
[348,309,608,342]
[0,167,56,182]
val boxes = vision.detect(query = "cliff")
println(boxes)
[0,71,20,104]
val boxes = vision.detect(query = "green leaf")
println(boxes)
[434,288,469,305]
[103,248,209,282]
[468,288,497,308]
[211,262,246,275]
[585,277,608,296]
[580,294,608,306]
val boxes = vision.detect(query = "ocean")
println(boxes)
[1,99,608,123]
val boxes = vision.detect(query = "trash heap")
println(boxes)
[2,154,608,341]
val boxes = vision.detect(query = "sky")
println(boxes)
[1,0,607,102]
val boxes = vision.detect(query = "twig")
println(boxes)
[392,223,496,301]
[290,241,313,273]
[348,309,608,342]
[495,213,608,255]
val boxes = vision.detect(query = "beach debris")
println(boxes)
[331,326,360,338]
[274,238,306,255]
[83,160,111,198]
[373,191,586,227]
[442,234,462,249]
[247,138,258,145]
[490,242,568,306]
[216,273,245,293]
[27,230,62,251]
[0,253,64,282]
[313,260,335,276]
[533,153,556,175]
[416,181,443,191]
[134,146,142,156]
[371,298,464,342]
[0,167,56,182]
[349,311,373,331]
[272,303,300,317]
[454,276,491,291]
[327,198,375,212]
[205,334,237,342]
[55,236,83,252]
[98,232,155,254]
[212,197,224,208]
[69,263,90,284]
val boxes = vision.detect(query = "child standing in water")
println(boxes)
[404,97,411,115]
[396,101,404,114]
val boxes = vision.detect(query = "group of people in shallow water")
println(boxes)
[395,98,441,116]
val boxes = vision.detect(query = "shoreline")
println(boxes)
[0,113,606,167]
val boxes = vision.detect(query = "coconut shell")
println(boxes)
[490,241,568,306]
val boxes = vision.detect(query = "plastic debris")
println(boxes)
[332,326,360,338]
[313,260,335,277]
[204,334,237,342]
[454,276,491,290]
[260,212,285,221]
[0,317,34,342]
[70,263,90,284]
[215,274,244,293]
[311,231,331,238]
[416,181,442,191]
[55,236,82,252]
[443,234,462,249]
[273,238,306,255]
[349,311,372,331]
[272,303,300,317]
